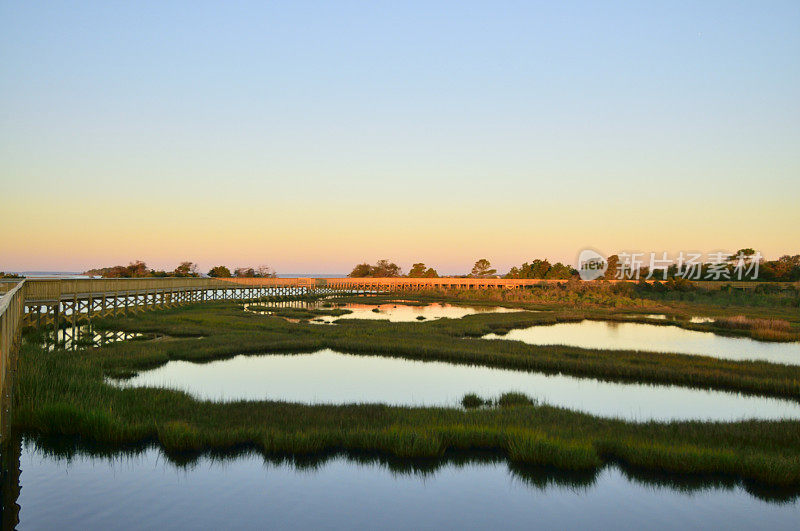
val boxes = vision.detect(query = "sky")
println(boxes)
[1,1,798,275]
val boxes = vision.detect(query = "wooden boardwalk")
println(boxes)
[0,275,797,442]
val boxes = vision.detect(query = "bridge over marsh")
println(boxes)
[1,275,797,442]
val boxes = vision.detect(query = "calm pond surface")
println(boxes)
[112,349,800,422]
[8,441,799,530]
[483,320,800,365]
[245,301,522,322]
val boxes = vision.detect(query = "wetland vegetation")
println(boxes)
[10,284,800,491]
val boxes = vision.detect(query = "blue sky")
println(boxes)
[1,1,798,273]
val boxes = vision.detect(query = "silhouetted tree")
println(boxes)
[173,262,199,277]
[348,263,373,277]
[545,262,577,279]
[348,260,403,277]
[408,262,439,278]
[470,259,497,278]
[505,259,552,279]
[372,259,402,277]
[208,266,232,278]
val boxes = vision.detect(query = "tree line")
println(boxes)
[347,258,570,279]
[60,250,800,282]
[83,261,276,279]
[348,251,800,282]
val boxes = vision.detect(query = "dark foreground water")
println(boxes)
[4,440,798,530]
[111,350,800,422]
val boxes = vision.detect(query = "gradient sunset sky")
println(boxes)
[2,1,798,275]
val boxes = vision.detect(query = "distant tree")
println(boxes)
[408,262,439,278]
[83,260,172,278]
[0,272,23,279]
[545,262,577,279]
[408,263,427,278]
[372,259,402,277]
[505,259,552,279]
[348,263,373,278]
[85,261,152,278]
[730,248,756,261]
[173,261,199,277]
[255,265,277,278]
[348,260,403,278]
[529,259,551,279]
[470,259,497,278]
[208,265,232,278]
[234,267,256,278]
[603,255,619,280]
[767,255,800,281]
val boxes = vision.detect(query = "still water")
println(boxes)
[9,442,799,530]
[245,301,521,322]
[111,350,800,422]
[483,320,800,365]
[322,302,521,322]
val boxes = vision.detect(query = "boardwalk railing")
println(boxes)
[20,277,318,330]
[21,277,316,303]
[325,277,800,291]
[0,274,796,441]
[0,280,25,441]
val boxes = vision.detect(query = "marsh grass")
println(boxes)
[461,392,538,409]
[461,394,489,409]
[12,299,800,488]
[714,315,796,342]
[497,392,538,408]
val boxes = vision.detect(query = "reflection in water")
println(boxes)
[626,315,714,324]
[483,320,800,365]
[321,302,522,323]
[111,349,800,422]
[44,324,145,351]
[8,438,800,530]
[244,301,522,322]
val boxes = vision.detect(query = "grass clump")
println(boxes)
[497,392,538,408]
[461,393,487,409]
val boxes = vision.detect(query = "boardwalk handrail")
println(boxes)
[22,277,316,302]
[323,277,800,290]
[0,280,25,442]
